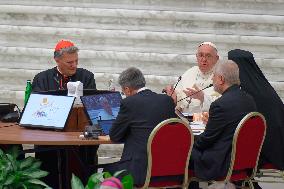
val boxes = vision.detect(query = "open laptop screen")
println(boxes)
[97,119,114,135]
[19,94,75,130]
[81,92,122,127]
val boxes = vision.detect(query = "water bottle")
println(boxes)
[24,80,32,105]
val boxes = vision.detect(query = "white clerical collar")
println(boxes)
[56,66,63,75]
[56,66,69,78]
[197,69,214,80]
[137,87,148,93]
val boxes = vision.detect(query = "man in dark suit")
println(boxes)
[106,67,177,186]
[189,60,257,181]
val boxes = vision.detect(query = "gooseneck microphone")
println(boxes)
[162,76,182,95]
[170,76,182,97]
[177,84,213,103]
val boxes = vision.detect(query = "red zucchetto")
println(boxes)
[54,40,75,51]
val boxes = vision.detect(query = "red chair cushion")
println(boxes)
[151,122,191,176]
[233,116,265,171]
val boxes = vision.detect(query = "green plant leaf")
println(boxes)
[22,170,49,179]
[0,148,49,189]
[103,172,112,179]
[13,171,30,181]
[0,149,4,156]
[25,178,50,187]
[26,185,44,189]
[113,170,126,177]
[2,162,13,175]
[0,162,9,181]
[121,174,134,189]
[20,183,27,189]
[6,154,17,172]
[86,172,105,189]
[19,157,34,170]
[5,146,20,160]
[3,175,15,185]
[28,161,42,170]
[71,174,84,189]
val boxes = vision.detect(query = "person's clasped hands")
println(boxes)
[183,84,204,102]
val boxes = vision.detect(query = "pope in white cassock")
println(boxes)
[165,42,221,113]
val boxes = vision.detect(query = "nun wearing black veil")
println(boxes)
[228,49,284,170]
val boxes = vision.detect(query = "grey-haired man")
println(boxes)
[191,60,257,181]
[32,39,96,91]
[105,67,177,186]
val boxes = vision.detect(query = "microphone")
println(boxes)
[177,84,213,103]
[170,76,182,97]
[162,76,182,95]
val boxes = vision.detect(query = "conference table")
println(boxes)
[0,119,204,189]
[0,122,112,145]
[0,122,112,189]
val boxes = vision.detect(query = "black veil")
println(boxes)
[228,49,284,170]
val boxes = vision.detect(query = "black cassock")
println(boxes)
[32,67,97,189]
[32,67,96,91]
[228,49,284,170]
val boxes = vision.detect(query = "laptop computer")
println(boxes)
[19,93,75,130]
[97,119,114,135]
[81,92,122,135]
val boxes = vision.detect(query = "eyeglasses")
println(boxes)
[197,53,214,59]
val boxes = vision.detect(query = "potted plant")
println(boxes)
[71,170,134,189]
[0,146,50,189]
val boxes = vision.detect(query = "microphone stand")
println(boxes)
[169,76,182,97]
[177,84,213,103]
